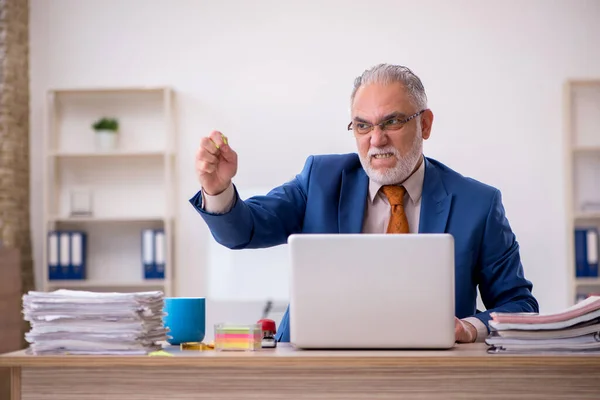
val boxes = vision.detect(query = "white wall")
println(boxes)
[29,0,600,315]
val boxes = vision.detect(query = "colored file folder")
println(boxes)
[48,232,59,280]
[588,228,599,277]
[59,232,70,279]
[47,230,87,280]
[154,230,165,279]
[142,229,166,279]
[69,231,87,280]
[142,229,155,279]
[575,228,599,278]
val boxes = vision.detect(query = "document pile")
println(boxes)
[23,289,168,355]
[486,296,600,353]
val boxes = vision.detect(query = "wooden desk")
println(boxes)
[1,343,600,399]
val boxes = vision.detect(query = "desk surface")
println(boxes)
[4,344,600,400]
[2,343,600,368]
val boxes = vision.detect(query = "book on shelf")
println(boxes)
[486,296,600,353]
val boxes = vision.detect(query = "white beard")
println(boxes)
[359,132,423,185]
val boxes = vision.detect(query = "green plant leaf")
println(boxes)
[92,117,119,132]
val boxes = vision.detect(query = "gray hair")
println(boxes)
[351,64,428,110]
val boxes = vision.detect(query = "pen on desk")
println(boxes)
[180,342,214,351]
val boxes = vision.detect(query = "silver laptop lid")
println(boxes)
[289,233,455,349]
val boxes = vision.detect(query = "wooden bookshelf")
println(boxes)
[41,87,177,296]
[564,79,600,304]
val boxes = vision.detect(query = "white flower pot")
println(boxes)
[95,130,118,151]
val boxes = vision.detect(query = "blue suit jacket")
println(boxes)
[191,154,539,342]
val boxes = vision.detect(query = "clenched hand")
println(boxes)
[195,130,238,196]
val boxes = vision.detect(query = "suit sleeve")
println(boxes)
[472,189,540,330]
[189,156,314,249]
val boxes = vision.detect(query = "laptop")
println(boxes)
[288,233,456,349]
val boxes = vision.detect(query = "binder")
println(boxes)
[142,229,155,279]
[154,229,165,279]
[575,229,588,277]
[69,231,87,280]
[48,231,60,280]
[58,231,71,280]
[575,227,600,277]
[587,228,599,278]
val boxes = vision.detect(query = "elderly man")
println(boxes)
[190,63,539,343]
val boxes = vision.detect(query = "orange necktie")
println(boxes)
[381,185,409,234]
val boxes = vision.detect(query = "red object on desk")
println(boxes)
[257,319,276,334]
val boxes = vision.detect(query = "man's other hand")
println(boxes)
[455,317,477,343]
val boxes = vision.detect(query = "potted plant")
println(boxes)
[92,117,119,150]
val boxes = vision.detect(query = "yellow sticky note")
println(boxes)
[148,350,173,357]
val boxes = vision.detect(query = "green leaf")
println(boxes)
[92,117,119,132]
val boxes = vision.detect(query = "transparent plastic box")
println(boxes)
[214,323,262,351]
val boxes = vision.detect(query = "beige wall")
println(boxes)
[28,0,600,314]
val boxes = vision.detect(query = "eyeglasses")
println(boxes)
[347,109,426,135]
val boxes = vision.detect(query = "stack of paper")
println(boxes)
[22,289,168,355]
[486,296,600,353]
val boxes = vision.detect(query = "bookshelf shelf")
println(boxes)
[575,278,600,286]
[574,212,600,221]
[49,86,170,95]
[46,280,167,289]
[42,87,177,296]
[565,79,600,303]
[573,146,600,154]
[48,150,172,158]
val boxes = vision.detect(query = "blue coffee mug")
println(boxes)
[163,297,206,345]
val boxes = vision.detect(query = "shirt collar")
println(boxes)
[368,156,426,204]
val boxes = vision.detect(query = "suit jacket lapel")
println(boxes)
[338,166,369,233]
[419,158,452,233]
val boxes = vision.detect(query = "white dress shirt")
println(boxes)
[362,157,425,234]
[200,158,488,342]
